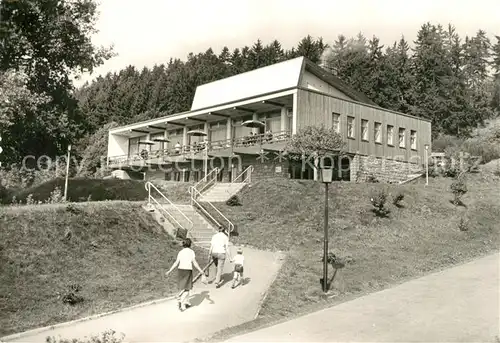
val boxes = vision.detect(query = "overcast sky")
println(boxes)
[76,0,500,86]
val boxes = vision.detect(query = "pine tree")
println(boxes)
[490,36,500,115]
[410,23,454,135]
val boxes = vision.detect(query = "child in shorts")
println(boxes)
[231,248,245,289]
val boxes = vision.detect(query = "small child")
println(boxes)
[231,248,245,289]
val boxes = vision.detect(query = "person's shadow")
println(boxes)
[189,291,214,306]
[219,273,252,287]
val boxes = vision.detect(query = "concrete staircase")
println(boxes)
[145,202,216,249]
[174,204,216,249]
[198,182,247,202]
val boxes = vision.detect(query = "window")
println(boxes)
[410,130,417,150]
[332,113,340,133]
[361,119,369,141]
[387,125,394,145]
[374,122,382,143]
[129,137,141,157]
[399,128,406,148]
[347,116,355,138]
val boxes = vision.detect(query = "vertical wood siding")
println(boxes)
[296,89,431,163]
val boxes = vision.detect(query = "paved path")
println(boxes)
[226,252,500,342]
[3,247,284,343]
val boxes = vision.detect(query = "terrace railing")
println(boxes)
[107,130,292,166]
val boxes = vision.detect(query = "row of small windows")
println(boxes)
[332,113,417,150]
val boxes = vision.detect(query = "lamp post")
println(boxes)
[320,166,333,293]
[424,144,429,186]
[64,144,71,202]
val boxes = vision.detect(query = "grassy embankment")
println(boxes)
[200,170,500,340]
[0,200,207,336]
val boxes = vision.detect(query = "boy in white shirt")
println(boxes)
[231,248,245,289]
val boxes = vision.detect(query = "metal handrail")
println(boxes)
[193,167,219,197]
[189,186,235,235]
[231,165,254,184]
[193,167,218,190]
[145,182,193,232]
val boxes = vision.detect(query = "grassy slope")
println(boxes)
[10,178,148,203]
[9,178,193,205]
[207,172,500,339]
[0,201,208,336]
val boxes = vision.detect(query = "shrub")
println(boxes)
[46,186,65,204]
[392,192,405,207]
[366,174,379,183]
[25,194,35,205]
[458,216,469,231]
[443,146,473,177]
[66,203,82,215]
[461,139,500,165]
[321,252,346,269]
[0,184,9,203]
[370,190,390,217]
[450,174,468,205]
[226,195,242,206]
[46,329,124,343]
[61,283,84,305]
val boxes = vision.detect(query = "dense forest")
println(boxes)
[76,25,500,138]
[1,0,500,183]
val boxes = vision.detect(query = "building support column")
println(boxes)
[145,133,151,152]
[292,91,298,135]
[182,126,188,148]
[252,112,258,134]
[226,118,232,146]
[204,122,210,142]
[164,128,169,151]
[280,107,288,134]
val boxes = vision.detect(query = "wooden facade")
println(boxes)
[295,88,432,163]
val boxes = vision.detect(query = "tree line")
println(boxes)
[1,0,500,173]
[77,25,500,139]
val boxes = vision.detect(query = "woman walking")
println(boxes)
[165,238,206,311]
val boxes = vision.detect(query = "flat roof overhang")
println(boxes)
[110,91,294,138]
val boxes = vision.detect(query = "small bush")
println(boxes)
[0,184,9,203]
[458,216,469,231]
[25,194,35,205]
[392,192,405,207]
[366,174,379,183]
[61,284,84,305]
[450,174,468,205]
[46,186,65,204]
[46,329,124,343]
[370,190,390,217]
[461,139,500,165]
[66,203,82,215]
[321,252,346,269]
[226,195,242,206]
